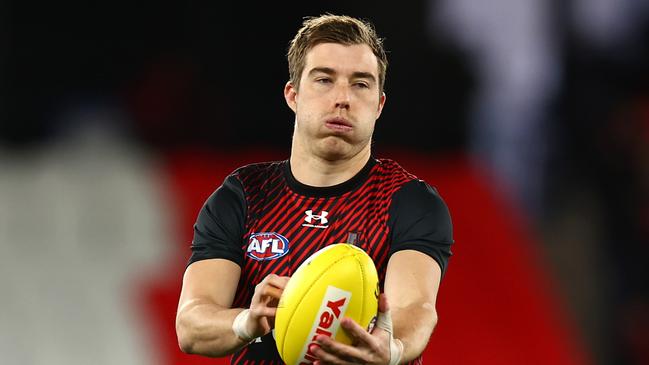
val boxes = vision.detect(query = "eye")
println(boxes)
[353,82,370,89]
[315,78,332,84]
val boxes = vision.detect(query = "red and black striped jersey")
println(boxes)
[188,157,453,365]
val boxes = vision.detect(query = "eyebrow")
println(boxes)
[308,67,377,83]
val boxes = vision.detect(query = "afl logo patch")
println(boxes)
[247,232,290,261]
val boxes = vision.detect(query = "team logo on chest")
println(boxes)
[246,232,290,261]
[303,210,329,229]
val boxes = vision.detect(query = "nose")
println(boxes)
[334,83,351,110]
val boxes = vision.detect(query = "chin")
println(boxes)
[315,139,352,161]
[317,149,349,162]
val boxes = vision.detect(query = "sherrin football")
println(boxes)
[275,243,379,365]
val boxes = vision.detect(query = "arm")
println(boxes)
[384,179,451,362]
[176,258,289,357]
[176,173,259,356]
[384,249,442,362]
[176,258,245,357]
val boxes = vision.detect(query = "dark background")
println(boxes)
[3,1,471,150]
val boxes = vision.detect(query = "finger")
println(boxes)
[266,296,279,308]
[259,285,283,299]
[253,306,277,317]
[262,274,291,289]
[339,317,376,345]
[312,343,357,365]
[316,335,366,361]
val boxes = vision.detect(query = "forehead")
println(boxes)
[303,43,379,78]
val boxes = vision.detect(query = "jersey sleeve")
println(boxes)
[388,179,454,276]
[187,174,247,268]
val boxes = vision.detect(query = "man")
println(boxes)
[176,14,453,365]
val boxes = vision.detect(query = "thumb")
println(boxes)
[375,293,404,365]
[374,293,393,335]
[378,292,390,313]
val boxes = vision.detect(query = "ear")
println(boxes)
[284,81,298,113]
[376,91,387,119]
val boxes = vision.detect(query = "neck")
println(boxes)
[289,144,372,187]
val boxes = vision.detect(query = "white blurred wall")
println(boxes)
[0,125,174,365]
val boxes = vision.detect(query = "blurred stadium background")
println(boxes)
[2,1,648,364]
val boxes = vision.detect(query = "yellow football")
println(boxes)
[274,243,379,365]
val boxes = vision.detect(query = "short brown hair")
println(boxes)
[287,14,388,93]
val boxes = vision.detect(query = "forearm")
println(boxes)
[176,300,250,357]
[391,301,438,363]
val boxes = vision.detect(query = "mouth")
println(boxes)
[324,117,353,132]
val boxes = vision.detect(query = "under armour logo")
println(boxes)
[304,210,328,224]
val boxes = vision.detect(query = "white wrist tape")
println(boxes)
[390,338,404,365]
[232,309,255,342]
[375,309,403,365]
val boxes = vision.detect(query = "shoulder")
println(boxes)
[230,160,286,185]
[201,160,284,209]
[374,158,418,181]
[369,158,420,197]
[392,179,448,215]
[373,158,443,200]
[377,158,451,233]
[203,160,286,206]
[388,178,453,247]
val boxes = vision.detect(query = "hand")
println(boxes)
[246,274,290,338]
[313,293,401,365]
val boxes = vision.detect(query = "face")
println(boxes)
[285,42,386,161]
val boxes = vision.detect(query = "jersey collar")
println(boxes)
[283,157,377,198]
